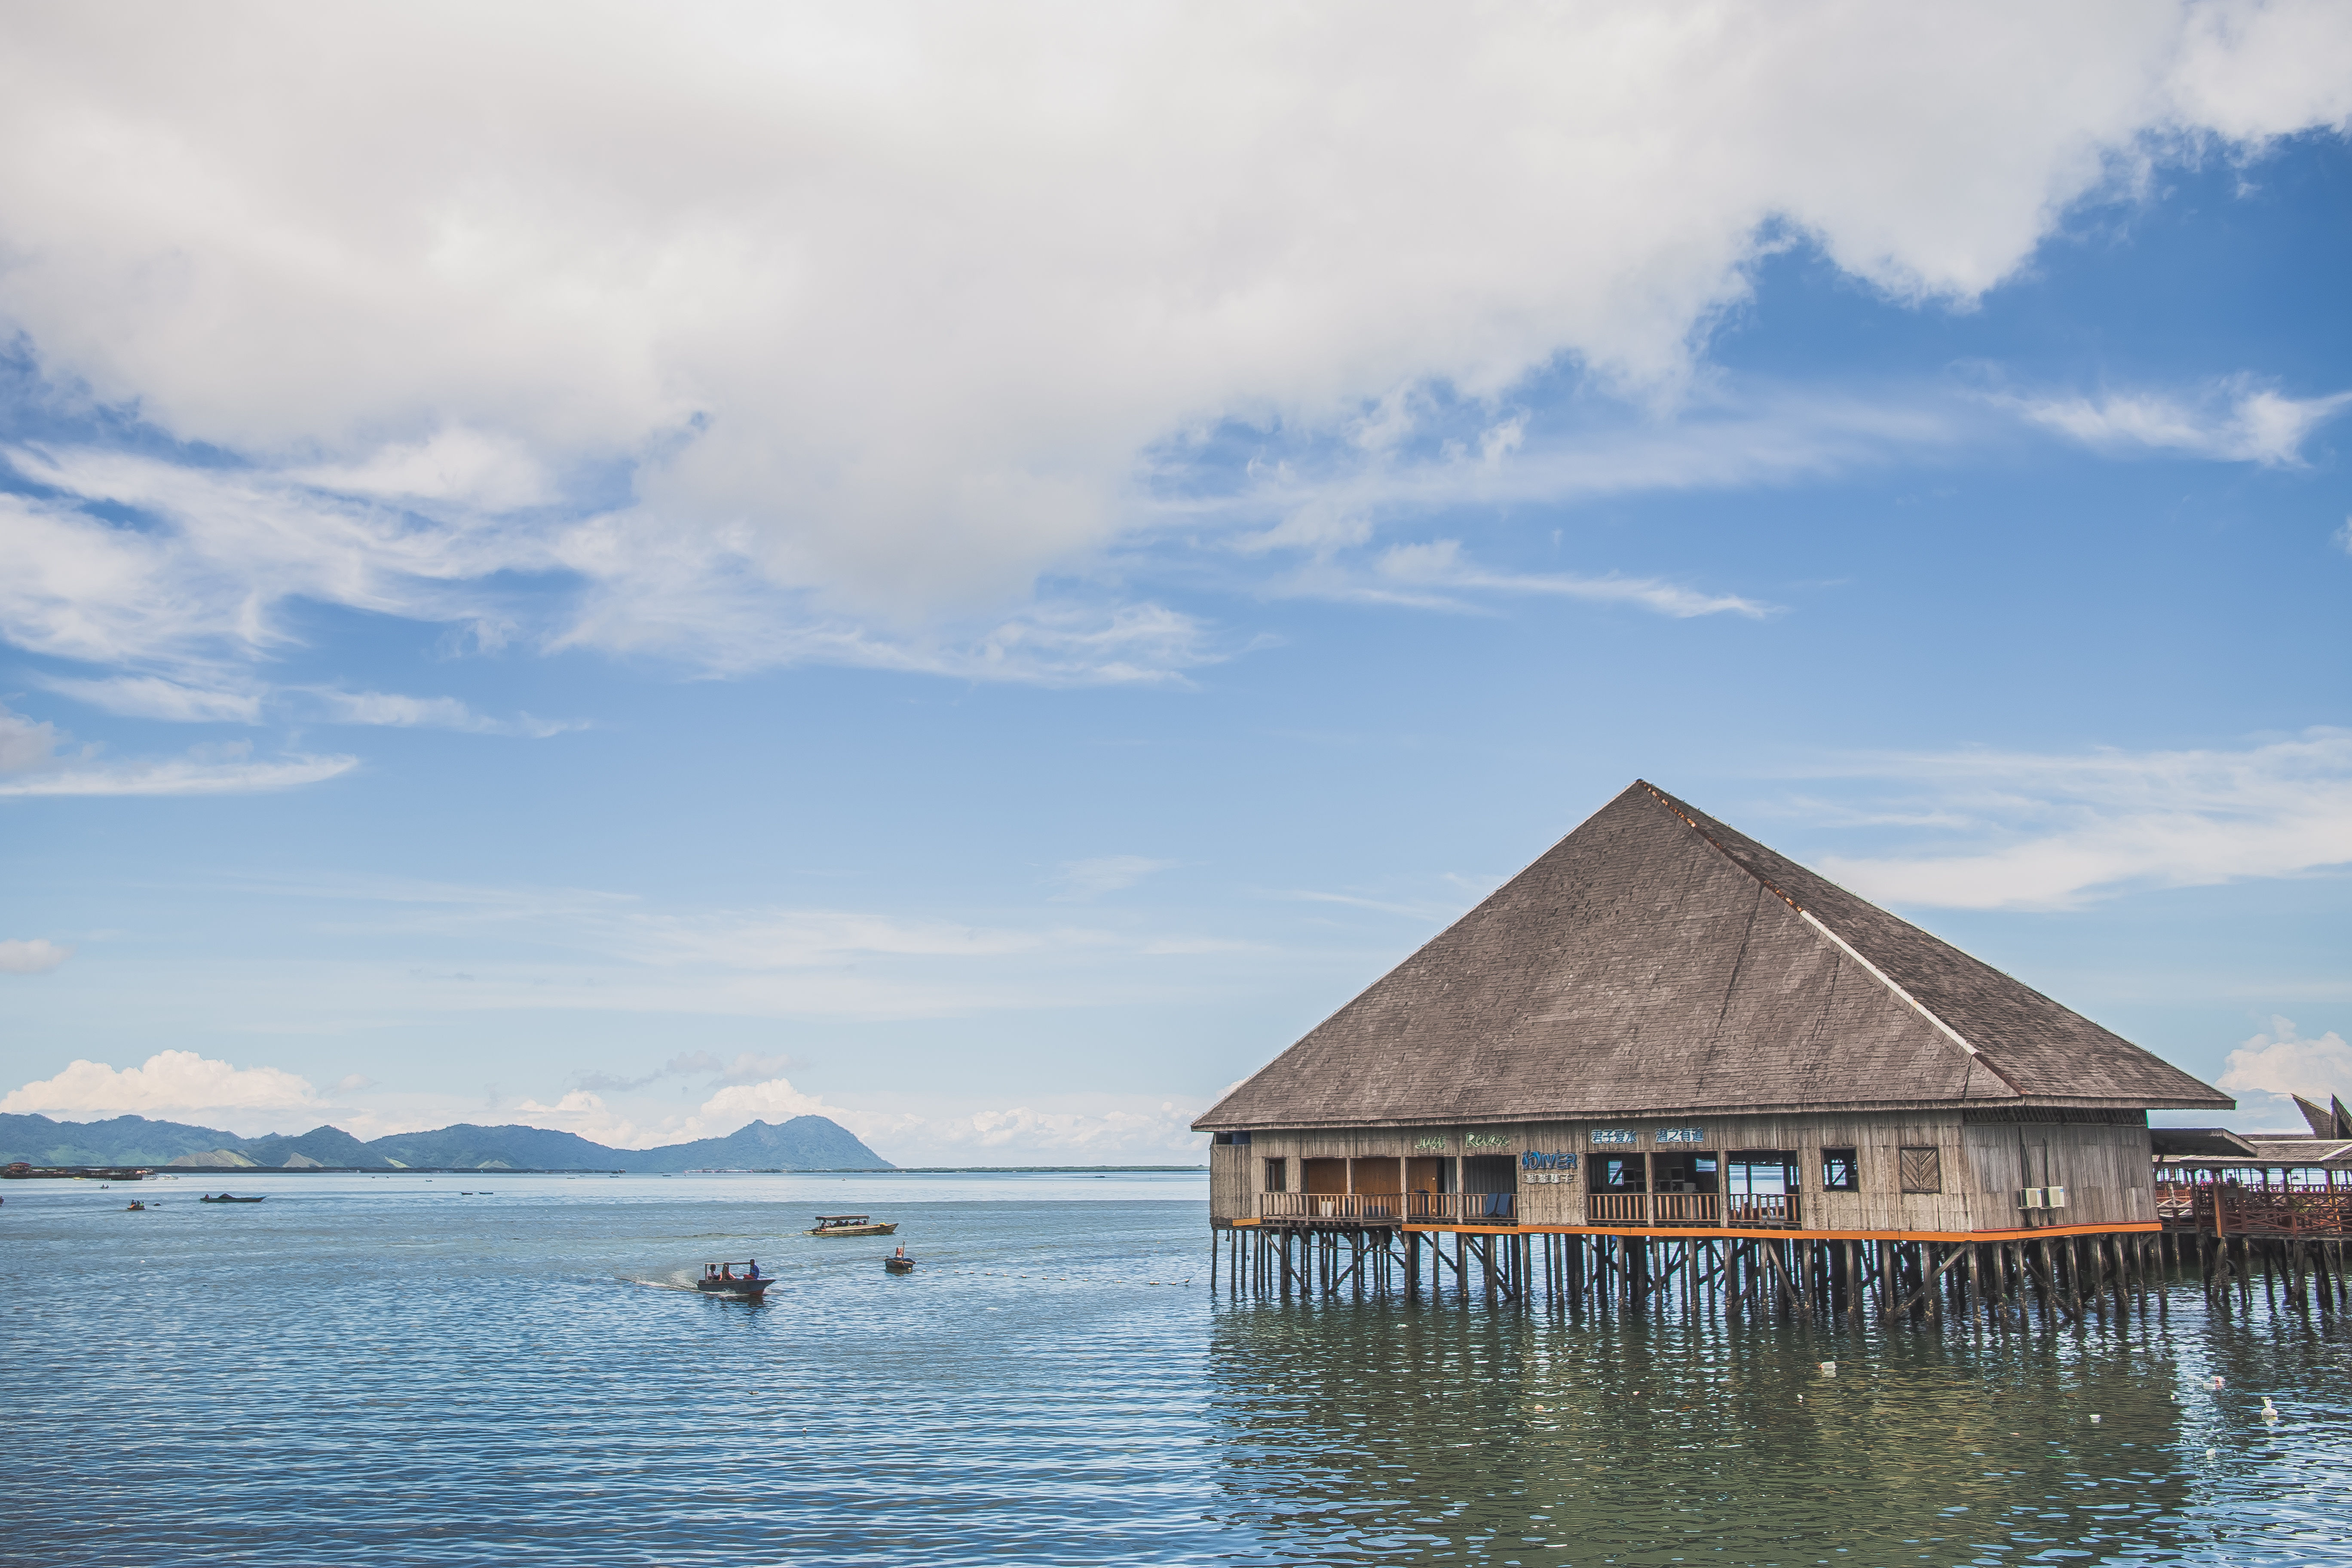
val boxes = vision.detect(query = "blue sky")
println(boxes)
[1,6,2349,1160]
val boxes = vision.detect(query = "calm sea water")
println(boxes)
[3,1170,2347,1566]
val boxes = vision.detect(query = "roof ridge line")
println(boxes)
[1638,781,2026,1097]
[1638,781,1809,913]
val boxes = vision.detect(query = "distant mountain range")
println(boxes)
[0,1112,892,1171]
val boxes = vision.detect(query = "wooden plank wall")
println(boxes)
[1208,1141,1251,1219]
[1217,1114,2157,1231]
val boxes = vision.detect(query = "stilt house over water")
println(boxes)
[1196,781,2233,1259]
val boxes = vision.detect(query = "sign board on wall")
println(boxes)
[1520,1150,1578,1186]
[1657,1127,1706,1145]
[1464,1133,1511,1150]
[1411,1136,1447,1152]
[1590,1128,1637,1145]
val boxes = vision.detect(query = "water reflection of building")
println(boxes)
[1194,781,2281,1323]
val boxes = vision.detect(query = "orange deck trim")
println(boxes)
[1403,1220,2162,1243]
[1225,1216,2160,1242]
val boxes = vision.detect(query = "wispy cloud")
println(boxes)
[285,426,554,511]
[33,674,263,724]
[1274,889,1469,922]
[0,751,358,798]
[0,705,355,804]
[29,671,577,737]
[573,1050,798,1093]
[2014,378,2352,467]
[0,700,355,798]
[2,447,1229,689]
[1362,539,1768,619]
[302,689,583,738]
[1052,855,1178,900]
[1797,729,2352,910]
[156,870,1322,1026]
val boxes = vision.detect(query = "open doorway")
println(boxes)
[1724,1150,1799,1222]
[1462,1154,1516,1219]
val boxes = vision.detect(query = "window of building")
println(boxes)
[1821,1148,1859,1191]
[1589,1156,1647,1192]
[1263,1157,1287,1192]
[1725,1152,1796,1196]
[1899,1146,1942,1194]
[1656,1155,1718,1194]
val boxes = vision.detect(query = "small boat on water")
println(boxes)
[199,1193,266,1204]
[125,1200,146,1212]
[695,1262,772,1300]
[883,1250,915,1275]
[807,1213,895,1237]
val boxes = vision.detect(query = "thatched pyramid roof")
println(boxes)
[1197,782,2229,1131]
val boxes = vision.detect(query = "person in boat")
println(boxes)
[894,1244,906,1259]
[746,1259,758,1278]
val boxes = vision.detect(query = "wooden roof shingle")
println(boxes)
[1195,781,2230,1131]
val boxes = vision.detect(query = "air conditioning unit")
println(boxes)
[2017,1187,2045,1209]
[2045,1185,2067,1210]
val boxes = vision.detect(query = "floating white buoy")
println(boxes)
[2205,1447,2218,1459]
[1819,1361,1837,1375]
[2089,1414,2101,1424]
[2262,1398,2279,1421]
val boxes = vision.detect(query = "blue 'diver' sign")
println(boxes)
[1520,1149,1577,1185]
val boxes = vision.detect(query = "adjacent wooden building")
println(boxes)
[1196,782,2239,1320]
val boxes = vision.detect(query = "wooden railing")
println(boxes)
[1584,1193,1801,1228]
[1724,1194,1800,1227]
[1409,1191,1516,1223]
[1255,1191,1517,1223]
[2197,1186,2352,1236]
[1259,1191,1405,1222]
[1586,1192,1653,1225]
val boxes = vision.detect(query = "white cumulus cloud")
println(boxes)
[0,937,72,974]
[0,3,2344,683]
[2217,1016,2352,1131]
[2,1049,323,1119]
[509,1089,651,1149]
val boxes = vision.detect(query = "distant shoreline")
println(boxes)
[108,1164,1210,1176]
